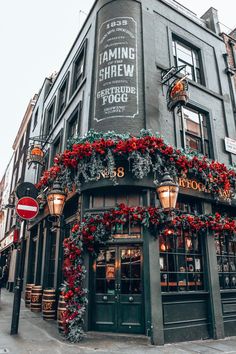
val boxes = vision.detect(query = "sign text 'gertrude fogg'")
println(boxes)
[94,17,138,121]
[178,177,232,200]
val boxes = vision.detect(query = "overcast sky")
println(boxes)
[0,0,235,181]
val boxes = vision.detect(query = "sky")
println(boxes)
[0,0,235,181]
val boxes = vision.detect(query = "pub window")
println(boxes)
[89,191,143,209]
[88,191,143,238]
[215,233,236,289]
[71,43,86,95]
[47,231,57,287]
[57,77,68,119]
[176,195,202,215]
[27,227,38,283]
[172,37,203,84]
[160,230,204,292]
[44,99,55,136]
[179,106,211,158]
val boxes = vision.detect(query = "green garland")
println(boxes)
[36,130,236,201]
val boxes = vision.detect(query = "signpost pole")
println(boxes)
[10,192,39,335]
[10,222,26,334]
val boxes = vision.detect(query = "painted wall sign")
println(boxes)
[94,16,138,121]
[225,137,236,155]
[178,177,231,200]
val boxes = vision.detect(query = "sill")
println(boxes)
[162,290,209,295]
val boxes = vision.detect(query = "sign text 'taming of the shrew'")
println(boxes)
[94,17,138,121]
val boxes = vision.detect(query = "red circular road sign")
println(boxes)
[16,197,39,220]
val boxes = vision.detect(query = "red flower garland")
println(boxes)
[36,131,236,198]
[61,204,236,342]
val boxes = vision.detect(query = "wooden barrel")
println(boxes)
[57,294,67,332]
[25,283,34,308]
[42,288,56,320]
[30,285,43,312]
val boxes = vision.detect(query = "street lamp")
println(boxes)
[46,180,66,216]
[156,171,179,210]
[46,180,67,290]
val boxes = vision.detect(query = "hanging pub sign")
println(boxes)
[28,144,45,166]
[167,77,189,111]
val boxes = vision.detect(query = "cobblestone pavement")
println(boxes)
[1,289,236,353]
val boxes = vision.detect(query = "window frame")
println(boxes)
[215,233,236,290]
[160,228,205,293]
[50,130,62,167]
[179,105,212,158]
[43,98,56,136]
[56,74,69,121]
[70,40,87,96]
[172,35,204,85]
[32,107,39,131]
[66,102,82,144]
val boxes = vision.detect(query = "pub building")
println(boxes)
[23,0,236,346]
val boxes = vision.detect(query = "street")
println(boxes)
[1,289,236,353]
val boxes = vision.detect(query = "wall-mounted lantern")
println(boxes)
[46,180,66,217]
[156,171,179,210]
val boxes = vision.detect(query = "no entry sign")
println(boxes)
[16,197,39,220]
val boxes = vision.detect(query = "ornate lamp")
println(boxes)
[156,171,179,210]
[46,180,66,216]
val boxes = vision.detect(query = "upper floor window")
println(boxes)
[44,99,55,136]
[57,78,68,119]
[67,103,82,142]
[172,37,202,84]
[179,106,211,157]
[71,43,86,95]
[50,135,61,166]
[33,108,39,131]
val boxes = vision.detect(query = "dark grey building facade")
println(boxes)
[23,0,236,345]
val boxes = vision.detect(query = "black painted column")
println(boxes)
[146,228,164,345]
[204,202,224,339]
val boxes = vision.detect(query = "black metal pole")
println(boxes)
[10,224,26,335]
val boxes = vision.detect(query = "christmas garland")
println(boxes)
[61,204,236,342]
[36,130,236,200]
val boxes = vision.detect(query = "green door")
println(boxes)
[92,245,144,334]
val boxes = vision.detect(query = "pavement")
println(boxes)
[1,289,236,354]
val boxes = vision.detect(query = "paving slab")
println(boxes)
[2,289,236,353]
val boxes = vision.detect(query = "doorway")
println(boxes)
[91,245,144,334]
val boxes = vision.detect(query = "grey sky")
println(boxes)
[0,0,235,181]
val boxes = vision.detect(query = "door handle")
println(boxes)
[115,283,120,291]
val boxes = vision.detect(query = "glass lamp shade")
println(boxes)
[46,181,66,216]
[156,172,179,209]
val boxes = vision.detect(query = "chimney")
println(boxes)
[201,7,221,34]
